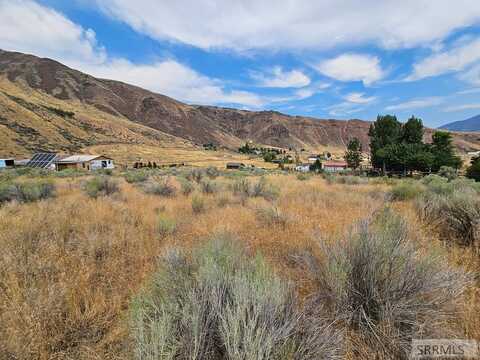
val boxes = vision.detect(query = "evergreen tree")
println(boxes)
[402,116,424,144]
[344,137,363,169]
[368,115,402,171]
[466,156,480,182]
[430,131,462,171]
[310,159,322,172]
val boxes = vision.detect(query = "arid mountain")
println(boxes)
[1,49,480,159]
[439,115,480,132]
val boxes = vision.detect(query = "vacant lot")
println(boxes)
[0,169,478,359]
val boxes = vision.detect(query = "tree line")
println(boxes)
[343,115,465,175]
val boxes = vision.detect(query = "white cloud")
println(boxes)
[76,59,264,106]
[314,54,385,85]
[344,92,376,104]
[458,64,480,85]
[251,66,310,88]
[456,88,480,95]
[408,37,480,81]
[443,103,480,112]
[0,0,106,64]
[93,0,480,51]
[0,0,263,107]
[385,97,444,111]
[325,102,363,117]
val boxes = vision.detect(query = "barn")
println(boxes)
[322,160,348,172]
[55,155,114,171]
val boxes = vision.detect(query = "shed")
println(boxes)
[0,158,15,169]
[55,155,114,171]
[226,162,245,170]
[322,161,348,172]
[295,164,311,173]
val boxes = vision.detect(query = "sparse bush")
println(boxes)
[130,235,343,360]
[124,171,149,183]
[255,206,288,227]
[335,175,367,185]
[0,180,55,204]
[53,169,86,178]
[251,177,279,201]
[296,173,310,181]
[200,180,219,194]
[416,189,480,247]
[155,216,177,236]
[186,168,204,183]
[95,168,113,176]
[438,166,457,181]
[305,208,470,358]
[83,176,119,198]
[178,178,194,195]
[389,180,425,201]
[231,178,251,197]
[205,166,219,179]
[216,193,232,208]
[191,195,205,214]
[143,178,176,197]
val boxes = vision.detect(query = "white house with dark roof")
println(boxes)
[55,155,114,171]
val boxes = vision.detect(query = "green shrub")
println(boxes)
[95,168,113,176]
[191,195,205,214]
[205,166,219,179]
[155,216,177,237]
[389,180,425,201]
[142,178,176,197]
[130,234,343,360]
[416,189,480,246]
[178,178,194,196]
[200,180,218,194]
[83,176,119,198]
[438,166,457,181]
[186,168,204,183]
[255,206,288,227]
[124,171,149,183]
[305,208,470,358]
[53,169,86,178]
[0,180,55,204]
[296,173,310,181]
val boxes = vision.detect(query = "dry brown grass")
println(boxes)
[0,172,478,359]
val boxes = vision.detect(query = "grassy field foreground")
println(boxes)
[0,169,479,359]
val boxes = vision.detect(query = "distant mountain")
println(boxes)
[439,115,480,132]
[1,49,480,159]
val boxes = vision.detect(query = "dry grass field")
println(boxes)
[0,169,478,359]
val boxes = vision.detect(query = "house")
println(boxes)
[295,164,311,173]
[322,161,348,172]
[226,162,245,170]
[307,155,320,163]
[0,158,15,169]
[55,155,114,171]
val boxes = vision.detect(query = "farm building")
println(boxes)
[322,161,348,172]
[55,155,114,171]
[294,164,311,173]
[0,158,15,169]
[226,162,245,170]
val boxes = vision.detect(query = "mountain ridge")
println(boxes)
[439,114,480,132]
[1,49,480,160]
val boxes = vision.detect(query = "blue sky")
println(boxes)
[1,0,480,127]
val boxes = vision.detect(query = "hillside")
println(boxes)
[1,49,480,160]
[439,115,480,132]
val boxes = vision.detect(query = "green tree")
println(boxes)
[263,151,276,162]
[344,137,363,169]
[309,159,322,172]
[466,156,480,182]
[430,131,462,171]
[369,115,402,171]
[402,116,424,144]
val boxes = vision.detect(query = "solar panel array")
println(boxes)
[26,153,57,169]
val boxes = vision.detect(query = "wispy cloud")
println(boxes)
[443,103,480,112]
[344,92,376,104]
[251,66,310,88]
[385,97,444,111]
